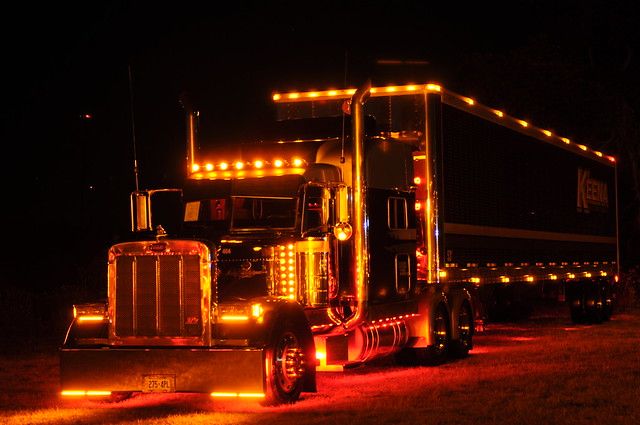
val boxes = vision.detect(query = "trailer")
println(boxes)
[60,81,618,405]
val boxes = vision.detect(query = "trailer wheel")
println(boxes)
[451,302,473,358]
[263,323,305,406]
[425,303,450,365]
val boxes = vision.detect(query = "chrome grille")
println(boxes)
[114,254,202,337]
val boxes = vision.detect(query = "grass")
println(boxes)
[1,306,639,424]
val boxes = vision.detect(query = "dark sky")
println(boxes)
[2,1,638,285]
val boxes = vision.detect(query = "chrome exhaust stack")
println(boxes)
[343,80,371,330]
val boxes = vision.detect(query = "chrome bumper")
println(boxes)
[60,347,265,393]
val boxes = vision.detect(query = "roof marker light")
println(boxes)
[287,93,300,99]
[561,137,571,144]
[463,97,475,105]
[272,94,281,101]
[219,162,229,170]
[273,159,284,168]
[542,130,552,137]
[292,158,303,167]
[594,151,603,157]
[205,163,214,171]
[254,160,264,168]
[517,120,528,128]
[328,90,338,96]
[426,84,442,92]
[607,156,616,162]
[493,109,504,118]
[577,144,588,151]
[191,164,200,173]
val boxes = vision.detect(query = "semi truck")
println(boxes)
[60,81,619,405]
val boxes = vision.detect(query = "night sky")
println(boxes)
[1,1,639,292]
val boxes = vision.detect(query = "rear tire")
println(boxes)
[423,303,450,365]
[451,303,473,358]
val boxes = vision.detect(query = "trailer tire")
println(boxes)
[262,321,306,406]
[424,303,450,365]
[451,302,473,358]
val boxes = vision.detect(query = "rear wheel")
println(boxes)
[263,324,306,406]
[423,303,450,365]
[451,303,473,358]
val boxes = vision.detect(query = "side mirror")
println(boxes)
[131,189,183,234]
[131,192,150,232]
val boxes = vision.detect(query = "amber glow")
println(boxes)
[254,160,264,168]
[594,151,603,157]
[211,392,266,398]
[577,144,588,151]
[191,163,200,172]
[219,162,229,170]
[439,270,447,278]
[273,159,284,167]
[76,315,105,323]
[415,201,421,211]
[493,109,504,118]
[542,130,552,137]
[234,161,244,170]
[517,119,528,128]
[549,274,558,280]
[292,158,304,167]
[561,137,571,144]
[205,163,214,171]
[61,390,111,397]
[607,156,616,162]
[463,97,475,105]
[220,315,249,322]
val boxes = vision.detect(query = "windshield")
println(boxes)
[231,196,297,230]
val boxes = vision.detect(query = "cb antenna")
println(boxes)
[128,64,140,192]
[340,50,349,164]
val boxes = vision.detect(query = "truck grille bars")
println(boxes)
[112,252,203,339]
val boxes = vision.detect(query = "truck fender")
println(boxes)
[447,286,475,342]
[261,300,317,393]
[407,288,450,348]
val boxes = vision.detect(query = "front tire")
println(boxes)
[263,323,306,406]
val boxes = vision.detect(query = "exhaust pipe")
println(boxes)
[179,93,199,174]
[343,80,371,330]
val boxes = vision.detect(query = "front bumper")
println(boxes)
[60,347,265,394]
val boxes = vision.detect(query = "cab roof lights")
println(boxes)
[272,83,616,164]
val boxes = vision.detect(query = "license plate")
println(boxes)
[142,375,175,393]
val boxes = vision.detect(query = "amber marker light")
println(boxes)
[542,130,552,137]
[218,162,229,170]
[594,151,603,157]
[517,119,528,127]
[211,392,265,398]
[493,110,504,118]
[272,93,281,101]
[273,159,284,167]
[191,163,200,173]
[61,390,111,397]
[607,156,616,162]
[292,158,304,167]
[577,144,588,151]
[561,137,571,144]
[439,270,447,278]
[463,97,475,105]
[426,84,442,92]
[253,160,264,168]
[234,161,244,170]
[287,93,300,99]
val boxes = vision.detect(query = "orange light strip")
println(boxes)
[219,315,249,322]
[61,390,112,397]
[211,392,265,398]
[273,83,615,164]
[76,315,105,323]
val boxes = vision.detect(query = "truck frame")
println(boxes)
[60,81,618,405]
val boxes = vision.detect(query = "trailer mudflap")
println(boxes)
[60,347,265,393]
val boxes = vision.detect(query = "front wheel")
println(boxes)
[263,324,306,406]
